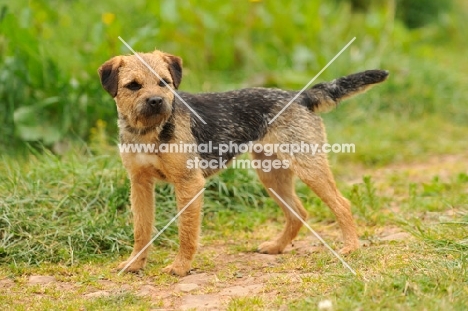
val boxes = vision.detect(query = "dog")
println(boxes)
[98,49,388,276]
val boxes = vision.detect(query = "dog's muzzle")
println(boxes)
[141,96,169,117]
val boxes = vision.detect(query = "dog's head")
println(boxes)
[98,50,182,130]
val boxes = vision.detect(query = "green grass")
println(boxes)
[1,0,468,310]
[227,297,265,310]
[0,145,273,266]
[1,0,467,149]
[1,138,467,310]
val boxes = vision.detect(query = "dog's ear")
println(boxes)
[164,54,183,89]
[98,56,123,97]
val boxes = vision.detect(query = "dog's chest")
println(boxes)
[122,152,166,180]
[134,153,160,168]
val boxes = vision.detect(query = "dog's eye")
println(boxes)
[158,79,170,87]
[125,81,142,91]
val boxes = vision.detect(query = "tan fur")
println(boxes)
[97,50,376,277]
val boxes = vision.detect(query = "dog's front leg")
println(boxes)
[118,172,155,272]
[162,175,205,276]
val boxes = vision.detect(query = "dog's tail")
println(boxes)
[302,70,389,113]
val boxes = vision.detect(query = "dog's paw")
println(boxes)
[162,262,191,276]
[338,244,359,255]
[116,259,145,273]
[257,241,284,254]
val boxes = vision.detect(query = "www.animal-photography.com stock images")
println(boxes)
[1,1,467,310]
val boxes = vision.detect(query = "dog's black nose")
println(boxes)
[147,96,163,107]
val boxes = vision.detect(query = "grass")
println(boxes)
[0,146,271,266]
[1,0,468,310]
[0,136,467,309]
[2,0,467,149]
[1,42,468,311]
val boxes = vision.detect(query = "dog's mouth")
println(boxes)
[138,111,170,130]
[119,99,172,134]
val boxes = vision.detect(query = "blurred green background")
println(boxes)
[0,5,467,308]
[1,0,467,158]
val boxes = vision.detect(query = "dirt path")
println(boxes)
[2,153,465,310]
[2,227,414,311]
[343,152,468,185]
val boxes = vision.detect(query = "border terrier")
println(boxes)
[98,50,388,276]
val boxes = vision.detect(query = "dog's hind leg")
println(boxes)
[252,153,308,254]
[293,156,359,254]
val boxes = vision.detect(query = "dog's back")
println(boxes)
[179,69,389,119]
[175,69,389,167]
